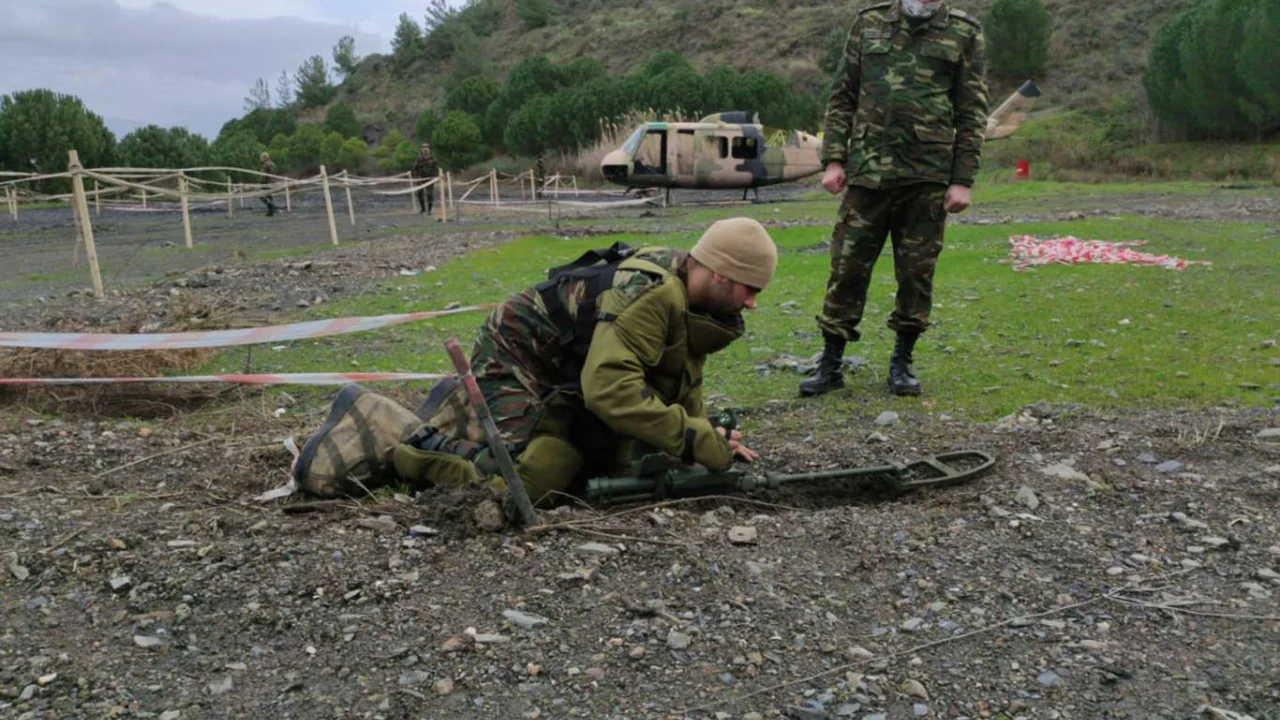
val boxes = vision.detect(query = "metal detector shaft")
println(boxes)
[443,338,540,528]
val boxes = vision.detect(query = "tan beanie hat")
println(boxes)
[689,217,778,290]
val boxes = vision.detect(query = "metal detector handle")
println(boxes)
[443,339,540,528]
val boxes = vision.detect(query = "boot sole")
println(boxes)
[888,382,921,397]
[799,383,844,397]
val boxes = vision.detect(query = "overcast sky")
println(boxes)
[0,0,463,139]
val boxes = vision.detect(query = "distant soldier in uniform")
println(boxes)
[411,142,439,215]
[259,152,277,217]
[533,152,547,199]
[800,0,988,397]
[291,218,778,513]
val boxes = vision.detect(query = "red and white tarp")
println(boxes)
[1008,235,1211,271]
[0,372,451,386]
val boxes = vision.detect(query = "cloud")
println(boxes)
[0,0,381,138]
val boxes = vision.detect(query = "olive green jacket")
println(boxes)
[581,256,741,471]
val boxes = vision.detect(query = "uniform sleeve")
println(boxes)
[581,284,733,470]
[949,27,989,187]
[820,14,865,166]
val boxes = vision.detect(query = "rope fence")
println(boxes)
[0,150,663,300]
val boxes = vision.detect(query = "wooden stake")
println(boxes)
[67,150,104,299]
[179,174,194,249]
[284,181,292,213]
[226,177,234,218]
[435,171,446,223]
[320,165,339,245]
[93,180,101,215]
[342,171,355,225]
[572,175,578,193]
[408,175,417,212]
[3,187,11,220]
[490,168,498,206]
[141,188,148,209]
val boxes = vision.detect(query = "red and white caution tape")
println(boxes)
[0,372,451,386]
[1008,235,1211,271]
[0,305,493,350]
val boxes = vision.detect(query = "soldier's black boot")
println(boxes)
[799,332,847,397]
[888,331,922,396]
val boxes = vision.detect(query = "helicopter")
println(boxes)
[599,81,1041,198]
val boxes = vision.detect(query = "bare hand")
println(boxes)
[821,163,846,195]
[717,427,759,463]
[943,184,971,214]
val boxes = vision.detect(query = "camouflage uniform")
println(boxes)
[818,0,988,340]
[534,153,547,199]
[411,147,438,214]
[259,156,277,216]
[406,247,739,505]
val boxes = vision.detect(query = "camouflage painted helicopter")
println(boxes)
[600,81,1041,197]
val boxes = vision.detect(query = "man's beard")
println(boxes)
[901,0,943,18]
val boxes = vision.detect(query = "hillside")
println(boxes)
[330,0,1195,129]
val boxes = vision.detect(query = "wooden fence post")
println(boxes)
[67,151,105,299]
[141,188,148,209]
[284,181,292,213]
[436,171,447,223]
[3,187,11,220]
[320,166,340,246]
[342,171,356,225]
[178,174,194,249]
[93,180,101,215]
[407,174,417,212]
[226,177,234,218]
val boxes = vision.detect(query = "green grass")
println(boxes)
[198,209,1279,420]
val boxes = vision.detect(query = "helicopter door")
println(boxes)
[675,129,696,177]
[633,129,667,176]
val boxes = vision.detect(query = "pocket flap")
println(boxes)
[920,41,961,63]
[913,125,955,144]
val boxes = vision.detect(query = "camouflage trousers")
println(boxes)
[817,183,947,340]
[418,288,619,504]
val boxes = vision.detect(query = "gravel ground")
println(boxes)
[1,187,1278,719]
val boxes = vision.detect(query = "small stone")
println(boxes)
[434,677,454,695]
[846,646,875,660]
[901,617,925,631]
[666,630,691,650]
[20,684,36,701]
[899,678,929,699]
[1180,559,1202,569]
[1039,463,1090,483]
[133,635,163,649]
[629,645,645,659]
[1014,486,1040,510]
[728,526,759,545]
[1200,536,1233,550]
[1137,453,1158,464]
[874,411,899,427]
[356,516,398,533]
[913,704,930,717]
[109,575,132,591]
[1257,568,1280,581]
[1255,428,1280,440]
[1170,512,1209,530]
[575,542,620,555]
[408,525,438,536]
[1155,460,1184,473]
[207,675,233,695]
[585,667,605,681]
[865,431,890,443]
[399,670,430,686]
[1106,566,1126,576]
[1262,465,1280,477]
[1037,670,1062,687]
[744,714,765,720]
[503,609,550,629]
[36,672,57,686]
[159,712,181,720]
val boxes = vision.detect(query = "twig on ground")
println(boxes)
[529,494,801,534]
[564,527,690,548]
[92,437,218,479]
[44,525,86,552]
[1106,596,1280,622]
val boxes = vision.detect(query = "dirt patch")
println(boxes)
[2,399,1277,718]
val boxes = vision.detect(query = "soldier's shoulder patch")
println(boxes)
[948,8,982,28]
[857,2,893,16]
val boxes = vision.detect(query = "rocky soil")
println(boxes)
[2,190,1279,719]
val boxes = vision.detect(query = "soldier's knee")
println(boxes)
[514,435,583,505]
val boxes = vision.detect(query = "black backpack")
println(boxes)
[536,241,638,366]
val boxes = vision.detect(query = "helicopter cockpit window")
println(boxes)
[731,136,759,160]
[717,137,729,159]
[634,129,667,175]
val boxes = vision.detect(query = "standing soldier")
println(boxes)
[800,0,988,397]
[411,142,438,216]
[533,151,547,200]
[259,152,277,217]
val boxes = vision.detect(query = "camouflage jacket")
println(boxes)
[411,151,438,178]
[259,159,275,185]
[821,0,989,188]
